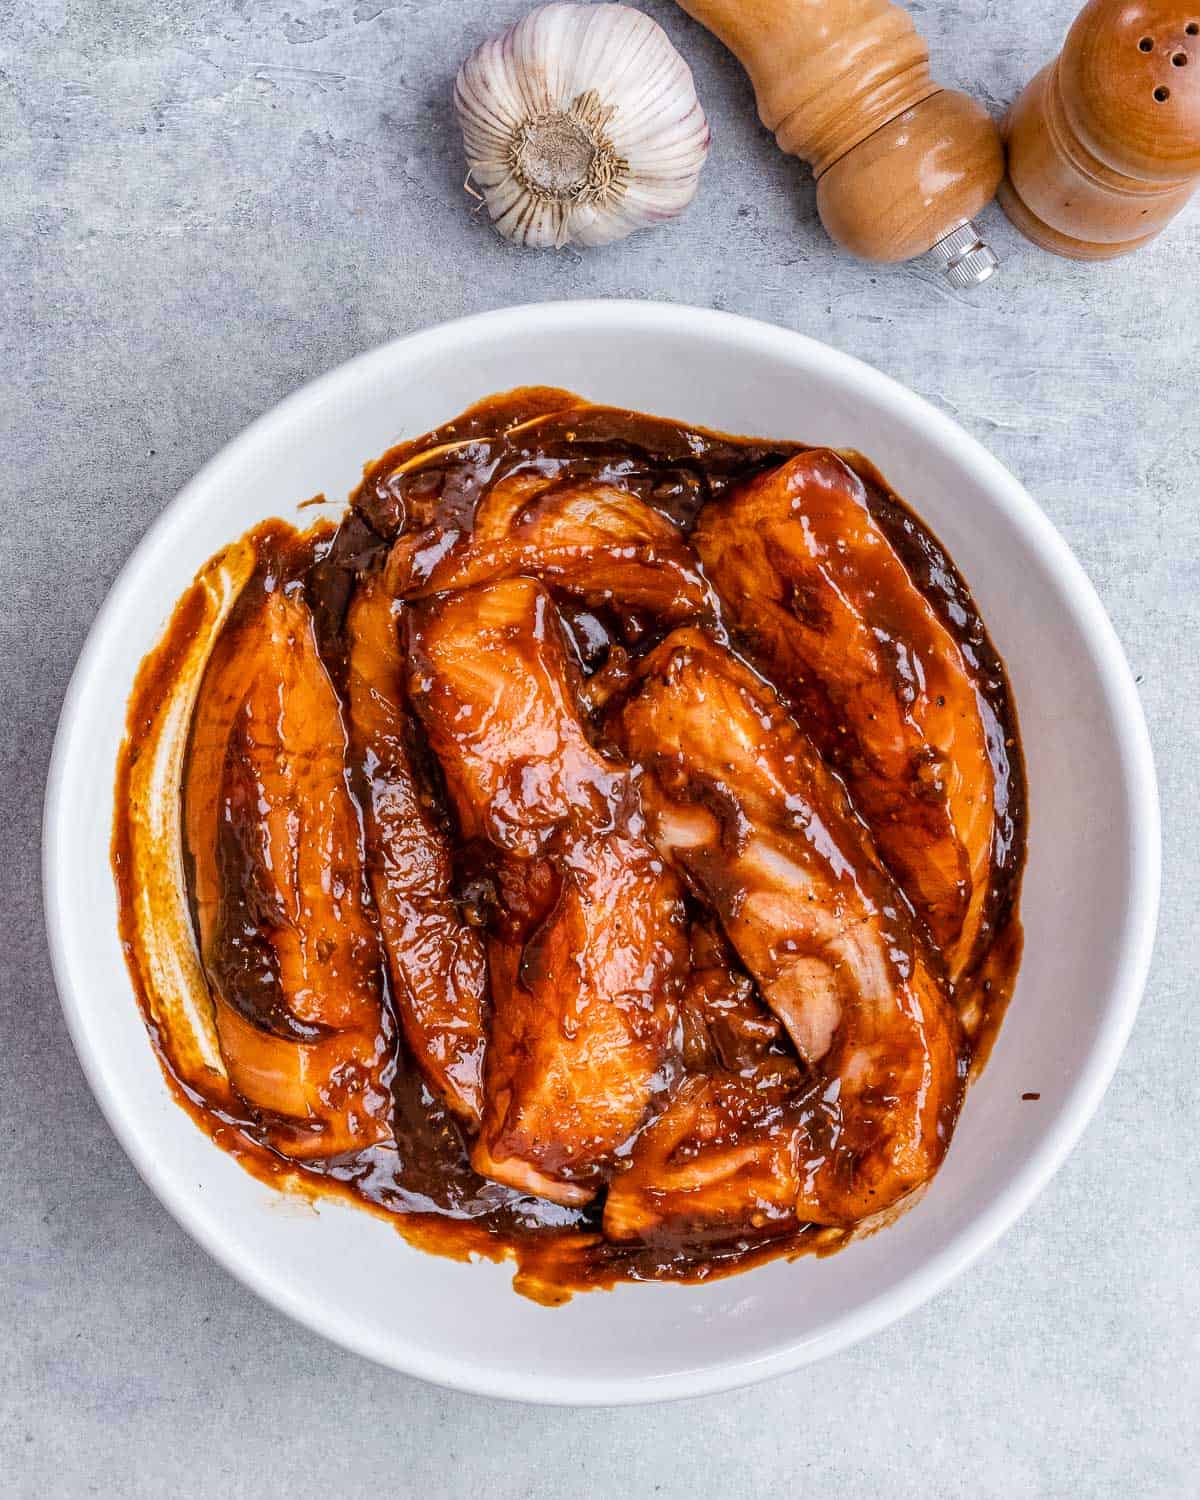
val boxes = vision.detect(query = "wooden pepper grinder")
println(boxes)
[675,0,1005,285]
[999,1,1200,259]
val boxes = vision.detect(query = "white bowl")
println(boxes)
[44,301,1159,1404]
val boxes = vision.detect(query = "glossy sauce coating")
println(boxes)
[408,578,687,1205]
[113,388,1026,1300]
[190,581,393,1158]
[695,449,998,976]
[345,576,488,1123]
[609,627,965,1233]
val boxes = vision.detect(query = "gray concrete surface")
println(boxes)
[3,1,1197,1495]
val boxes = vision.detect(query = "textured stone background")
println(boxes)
[2,1,1197,1495]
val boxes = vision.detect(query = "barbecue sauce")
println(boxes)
[112,388,1026,1301]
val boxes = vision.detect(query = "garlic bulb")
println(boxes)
[454,3,710,249]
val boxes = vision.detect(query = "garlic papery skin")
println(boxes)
[454,3,710,249]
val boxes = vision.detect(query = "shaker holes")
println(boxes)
[1139,36,1154,50]
[1154,85,1171,100]
[1172,52,1188,65]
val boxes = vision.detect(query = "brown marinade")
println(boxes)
[113,387,1026,1302]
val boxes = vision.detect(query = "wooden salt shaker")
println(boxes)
[676,0,1005,285]
[999,0,1200,259]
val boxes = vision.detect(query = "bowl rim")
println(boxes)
[42,299,1161,1405]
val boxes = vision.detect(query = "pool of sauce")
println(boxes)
[113,387,1026,1303]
